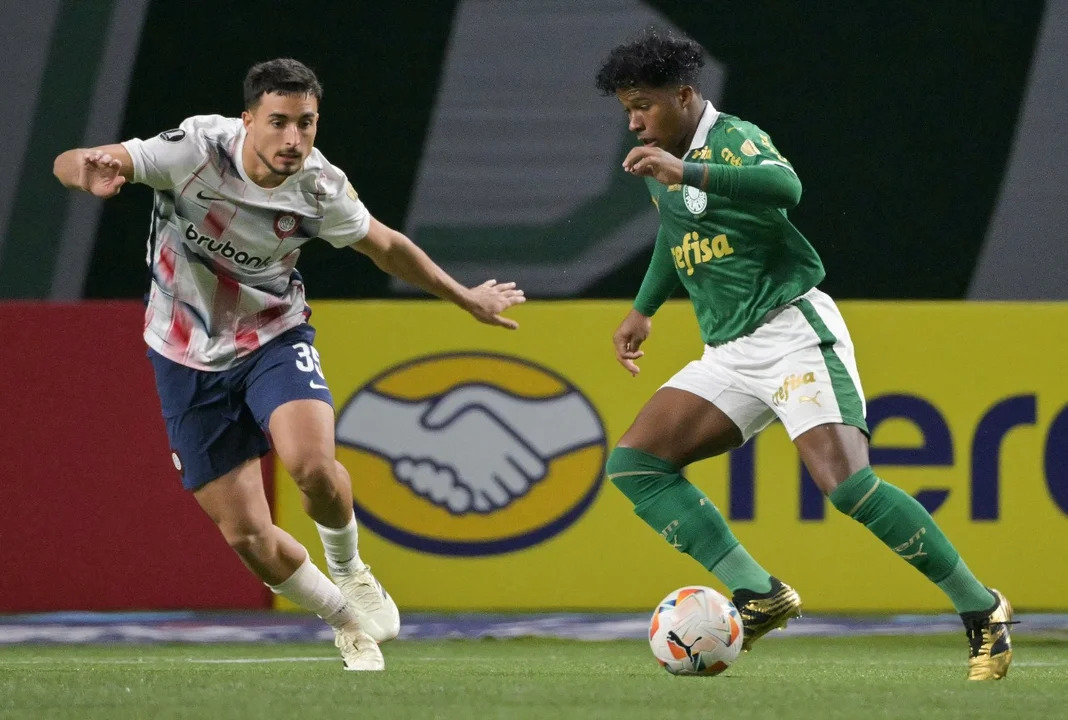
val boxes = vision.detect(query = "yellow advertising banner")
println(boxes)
[275,301,1068,611]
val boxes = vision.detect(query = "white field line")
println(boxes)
[0,656,1063,668]
[0,656,336,665]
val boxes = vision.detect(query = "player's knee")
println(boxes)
[286,453,337,493]
[606,446,678,503]
[220,522,273,559]
[605,446,632,486]
[606,445,673,476]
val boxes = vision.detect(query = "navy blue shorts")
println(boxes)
[149,323,334,490]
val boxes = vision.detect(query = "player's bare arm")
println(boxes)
[53,143,134,198]
[622,146,685,187]
[612,308,652,376]
[353,217,525,329]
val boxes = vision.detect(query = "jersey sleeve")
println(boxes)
[685,119,802,208]
[120,115,217,190]
[318,174,372,248]
[633,231,681,316]
[713,119,794,173]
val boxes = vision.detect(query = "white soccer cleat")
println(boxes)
[334,624,385,671]
[334,565,400,643]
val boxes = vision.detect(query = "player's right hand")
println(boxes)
[80,150,127,198]
[466,279,525,329]
[622,146,684,186]
[613,309,652,376]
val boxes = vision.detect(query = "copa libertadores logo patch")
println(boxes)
[335,353,607,555]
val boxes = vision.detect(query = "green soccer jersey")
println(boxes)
[634,104,825,345]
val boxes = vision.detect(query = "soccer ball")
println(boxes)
[648,585,744,676]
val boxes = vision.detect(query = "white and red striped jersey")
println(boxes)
[122,115,371,371]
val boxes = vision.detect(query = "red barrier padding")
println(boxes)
[0,301,272,611]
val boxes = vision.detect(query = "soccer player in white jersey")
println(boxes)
[53,58,525,671]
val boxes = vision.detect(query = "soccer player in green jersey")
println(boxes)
[596,30,1013,681]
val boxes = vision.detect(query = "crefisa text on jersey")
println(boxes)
[184,223,268,269]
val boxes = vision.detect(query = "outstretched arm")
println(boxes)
[53,144,134,198]
[352,217,525,329]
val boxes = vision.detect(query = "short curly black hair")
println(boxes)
[595,29,704,95]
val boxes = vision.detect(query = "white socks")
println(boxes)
[316,514,366,576]
[267,553,355,630]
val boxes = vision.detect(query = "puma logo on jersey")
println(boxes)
[799,390,822,407]
[672,232,734,276]
[772,372,816,406]
[184,223,267,269]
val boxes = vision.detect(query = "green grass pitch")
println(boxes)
[1,635,1065,719]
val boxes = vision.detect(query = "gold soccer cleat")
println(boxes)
[731,577,803,652]
[962,588,1015,681]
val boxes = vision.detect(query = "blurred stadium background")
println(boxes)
[1,1,1066,715]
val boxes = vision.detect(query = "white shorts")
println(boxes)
[662,288,867,442]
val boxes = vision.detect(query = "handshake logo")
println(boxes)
[336,370,606,515]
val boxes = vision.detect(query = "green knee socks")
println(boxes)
[607,446,771,594]
[830,467,995,613]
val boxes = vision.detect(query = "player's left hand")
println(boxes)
[466,279,525,329]
[622,146,684,186]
